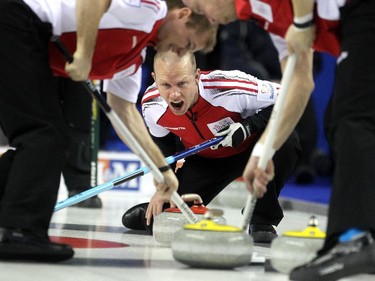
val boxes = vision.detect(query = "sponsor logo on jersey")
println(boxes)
[207,117,235,134]
[164,126,186,131]
[257,82,275,102]
[250,0,273,23]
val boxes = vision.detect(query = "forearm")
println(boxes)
[285,0,316,55]
[107,93,170,168]
[258,51,314,150]
[75,0,110,61]
[291,0,315,18]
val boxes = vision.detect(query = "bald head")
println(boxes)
[152,51,200,115]
[153,50,197,76]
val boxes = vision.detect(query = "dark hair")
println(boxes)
[165,0,218,53]
[164,0,186,9]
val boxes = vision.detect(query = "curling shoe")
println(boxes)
[289,229,375,281]
[122,203,153,234]
[249,224,277,244]
[0,227,74,261]
[68,190,102,209]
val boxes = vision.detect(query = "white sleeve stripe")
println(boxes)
[201,78,257,85]
[201,78,257,86]
[141,88,159,102]
[142,0,161,9]
[204,85,258,94]
[203,81,258,93]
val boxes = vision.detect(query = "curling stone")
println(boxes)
[215,177,248,208]
[153,194,226,245]
[270,216,326,274]
[171,209,253,269]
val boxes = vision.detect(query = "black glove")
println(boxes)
[211,120,251,149]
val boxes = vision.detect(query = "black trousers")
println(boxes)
[176,132,301,226]
[324,0,375,244]
[59,78,92,192]
[0,0,68,237]
[0,0,93,236]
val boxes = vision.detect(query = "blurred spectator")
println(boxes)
[220,20,281,81]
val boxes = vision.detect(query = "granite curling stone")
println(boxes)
[171,209,253,269]
[270,216,326,273]
[153,194,226,245]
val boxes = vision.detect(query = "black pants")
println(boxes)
[324,0,375,245]
[176,132,301,226]
[59,78,92,192]
[0,0,94,236]
[0,0,67,237]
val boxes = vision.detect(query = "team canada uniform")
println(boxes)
[143,70,280,158]
[234,0,342,60]
[25,0,167,103]
[0,0,166,239]
[142,69,301,226]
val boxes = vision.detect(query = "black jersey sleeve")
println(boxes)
[245,105,273,134]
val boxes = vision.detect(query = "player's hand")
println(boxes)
[242,155,275,198]
[145,191,175,226]
[65,51,92,81]
[211,120,251,149]
[285,24,315,55]
[153,168,178,197]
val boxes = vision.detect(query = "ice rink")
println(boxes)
[1,185,374,281]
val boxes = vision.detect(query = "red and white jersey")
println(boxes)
[142,70,280,158]
[235,0,343,59]
[24,0,167,103]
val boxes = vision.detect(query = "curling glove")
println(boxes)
[211,120,251,149]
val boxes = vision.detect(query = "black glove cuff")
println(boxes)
[239,119,252,137]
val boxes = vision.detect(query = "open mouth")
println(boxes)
[171,101,184,111]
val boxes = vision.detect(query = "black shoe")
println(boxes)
[290,231,375,281]
[68,191,102,209]
[249,224,277,244]
[122,203,153,234]
[0,227,74,261]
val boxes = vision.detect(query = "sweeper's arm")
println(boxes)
[144,134,181,225]
[66,0,111,81]
[145,191,176,226]
[107,93,179,197]
[243,0,317,196]
[243,50,314,197]
[285,0,315,54]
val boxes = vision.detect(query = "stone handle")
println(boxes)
[181,193,203,205]
[204,208,224,220]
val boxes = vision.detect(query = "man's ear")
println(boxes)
[151,72,156,82]
[195,68,201,82]
[176,7,192,19]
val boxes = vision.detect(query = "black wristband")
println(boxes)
[293,20,314,29]
[159,165,171,172]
